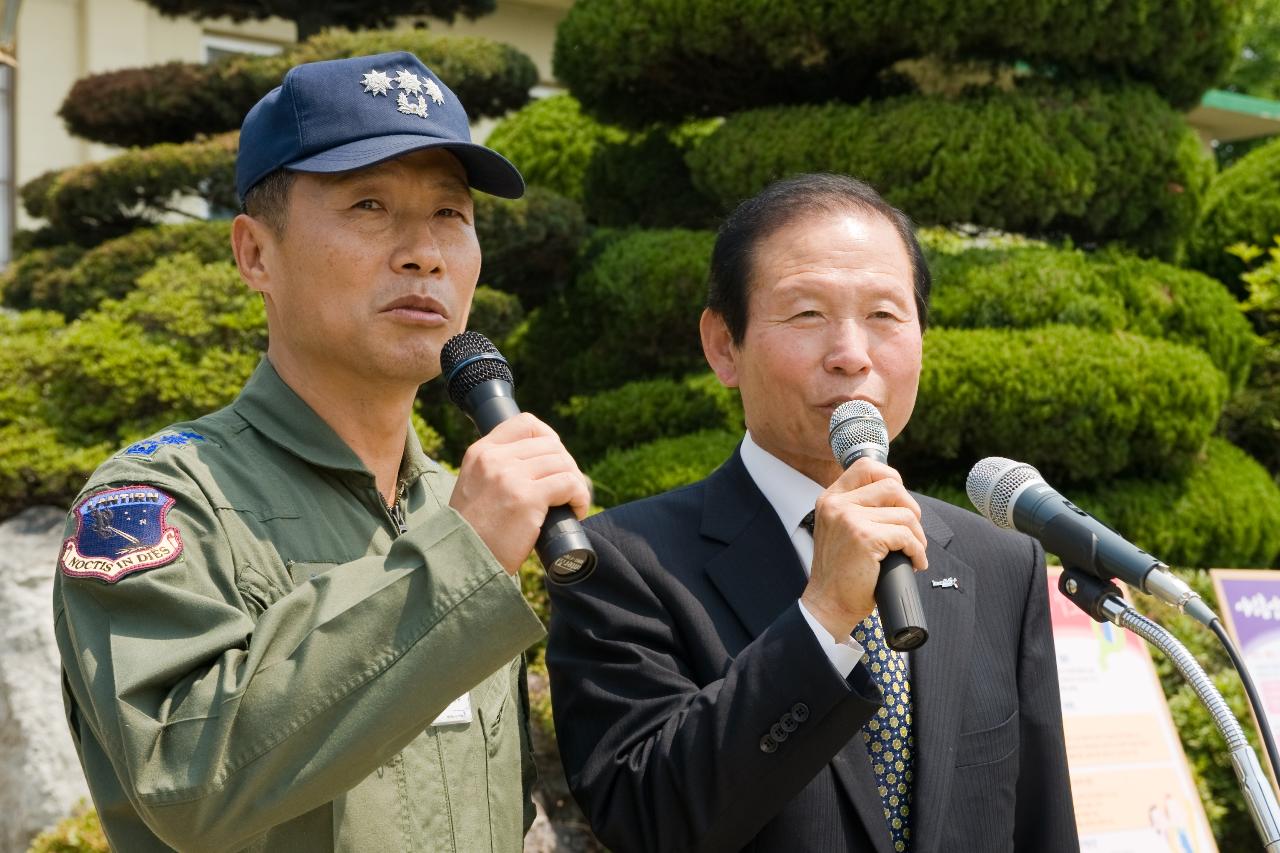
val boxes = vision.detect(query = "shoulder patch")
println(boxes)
[60,485,184,583]
[120,429,206,458]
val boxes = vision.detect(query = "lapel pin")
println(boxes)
[931,577,959,590]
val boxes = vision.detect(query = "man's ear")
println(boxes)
[700,308,740,388]
[231,213,278,297]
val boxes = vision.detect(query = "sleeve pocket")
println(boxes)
[954,708,1019,768]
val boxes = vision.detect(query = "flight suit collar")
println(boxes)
[233,358,437,483]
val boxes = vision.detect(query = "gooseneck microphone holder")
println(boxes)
[1058,567,1280,851]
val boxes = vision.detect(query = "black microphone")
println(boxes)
[439,331,596,585]
[966,457,1213,624]
[827,401,929,651]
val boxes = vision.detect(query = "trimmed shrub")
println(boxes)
[31,133,238,246]
[580,123,720,228]
[59,29,537,148]
[557,372,743,463]
[486,95,626,203]
[1086,438,1280,569]
[920,438,1280,568]
[1220,241,1280,480]
[587,429,740,507]
[2,221,233,317]
[488,96,719,228]
[475,187,587,307]
[467,285,525,346]
[554,0,1240,126]
[1189,136,1280,289]
[34,255,265,446]
[687,87,1213,258]
[896,326,1230,487]
[0,243,88,312]
[0,312,110,520]
[506,228,714,411]
[927,243,1256,389]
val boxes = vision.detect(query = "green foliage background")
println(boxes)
[9,5,1280,851]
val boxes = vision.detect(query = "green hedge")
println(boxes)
[927,243,1256,389]
[507,228,714,411]
[587,429,741,507]
[896,326,1229,487]
[1,221,232,317]
[31,255,265,446]
[1188,136,1280,289]
[687,87,1213,258]
[556,372,743,463]
[486,95,718,228]
[0,311,110,520]
[554,0,1240,126]
[25,133,238,246]
[59,29,538,148]
[467,285,525,346]
[474,187,587,307]
[486,95,627,203]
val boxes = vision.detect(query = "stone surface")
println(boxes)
[0,505,89,852]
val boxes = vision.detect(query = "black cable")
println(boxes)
[1211,617,1280,785]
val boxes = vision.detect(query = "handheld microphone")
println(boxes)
[439,331,596,585]
[828,401,929,651]
[966,457,1213,624]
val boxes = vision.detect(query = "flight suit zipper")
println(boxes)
[384,482,409,536]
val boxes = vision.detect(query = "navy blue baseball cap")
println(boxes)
[236,51,525,203]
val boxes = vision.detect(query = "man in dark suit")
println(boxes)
[545,173,1078,853]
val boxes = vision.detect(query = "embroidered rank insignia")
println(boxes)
[361,65,443,119]
[121,429,206,457]
[60,486,184,582]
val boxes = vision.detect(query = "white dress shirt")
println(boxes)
[738,432,865,677]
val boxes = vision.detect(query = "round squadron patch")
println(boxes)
[60,485,184,582]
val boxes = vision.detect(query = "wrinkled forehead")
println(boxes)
[745,205,913,291]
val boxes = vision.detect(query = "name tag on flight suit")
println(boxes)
[430,692,473,726]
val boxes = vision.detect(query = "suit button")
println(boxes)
[770,723,788,741]
[791,703,810,722]
[779,713,798,733]
[759,735,778,753]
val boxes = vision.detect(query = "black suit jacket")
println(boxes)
[547,449,1078,853]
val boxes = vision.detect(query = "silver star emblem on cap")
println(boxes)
[423,78,445,105]
[395,69,422,94]
[361,69,393,96]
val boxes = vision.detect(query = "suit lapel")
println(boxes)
[702,450,809,639]
[699,454,977,853]
[906,505,976,853]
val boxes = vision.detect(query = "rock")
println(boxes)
[0,506,89,852]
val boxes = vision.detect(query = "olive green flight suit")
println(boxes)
[53,359,546,852]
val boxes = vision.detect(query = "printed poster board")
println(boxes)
[1210,568,1280,786]
[1048,566,1218,852]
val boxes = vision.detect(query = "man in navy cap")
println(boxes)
[53,51,589,851]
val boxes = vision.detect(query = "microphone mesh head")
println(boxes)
[829,400,889,464]
[966,457,1042,529]
[439,331,514,407]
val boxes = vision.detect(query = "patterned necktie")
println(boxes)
[800,510,914,852]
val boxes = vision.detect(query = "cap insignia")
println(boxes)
[361,69,393,97]
[360,66,445,119]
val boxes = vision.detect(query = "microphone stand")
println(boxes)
[1058,566,1280,851]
